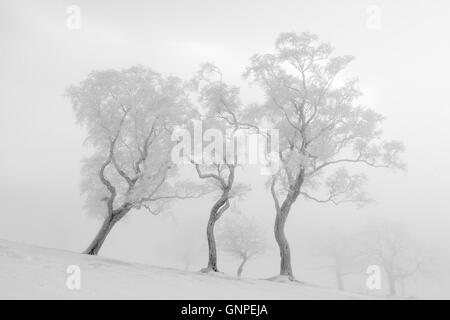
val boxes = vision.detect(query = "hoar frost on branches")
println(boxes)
[243,32,405,279]
[174,63,252,273]
[67,66,203,255]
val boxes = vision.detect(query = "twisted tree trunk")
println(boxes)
[202,194,230,273]
[83,208,129,255]
[273,171,304,280]
[195,163,234,273]
[274,207,293,279]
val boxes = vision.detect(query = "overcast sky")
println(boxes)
[1,0,450,296]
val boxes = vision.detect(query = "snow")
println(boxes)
[0,239,375,299]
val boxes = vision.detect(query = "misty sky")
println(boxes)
[1,0,449,296]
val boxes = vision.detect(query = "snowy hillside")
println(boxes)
[0,239,373,299]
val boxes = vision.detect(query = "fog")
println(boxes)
[1,0,450,298]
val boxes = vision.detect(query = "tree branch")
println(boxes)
[270,177,280,212]
[98,107,129,211]
[313,156,390,173]
[191,161,227,189]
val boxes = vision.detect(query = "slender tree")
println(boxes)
[363,219,425,296]
[67,66,200,255]
[155,216,206,271]
[175,63,250,272]
[311,230,366,291]
[244,32,405,279]
[217,213,269,277]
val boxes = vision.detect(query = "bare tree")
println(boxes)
[311,230,366,291]
[363,219,425,296]
[217,213,269,277]
[66,66,202,255]
[243,32,405,279]
[155,216,206,271]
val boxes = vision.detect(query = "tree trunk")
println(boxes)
[205,213,219,271]
[274,208,294,279]
[400,278,406,296]
[388,274,396,296]
[335,270,344,291]
[83,208,128,255]
[273,171,304,280]
[202,195,230,273]
[237,257,248,277]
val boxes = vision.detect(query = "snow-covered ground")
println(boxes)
[0,239,375,299]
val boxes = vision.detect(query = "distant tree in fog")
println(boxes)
[156,217,206,271]
[66,66,203,255]
[243,32,405,280]
[217,214,269,277]
[363,219,425,296]
[312,230,366,291]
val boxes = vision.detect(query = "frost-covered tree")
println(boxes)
[155,217,206,271]
[174,63,250,272]
[67,66,200,255]
[244,32,405,279]
[311,230,365,291]
[217,214,269,277]
[363,219,425,296]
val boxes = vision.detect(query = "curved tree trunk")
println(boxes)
[274,208,293,279]
[236,257,248,277]
[273,171,304,280]
[202,195,230,273]
[83,209,128,255]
